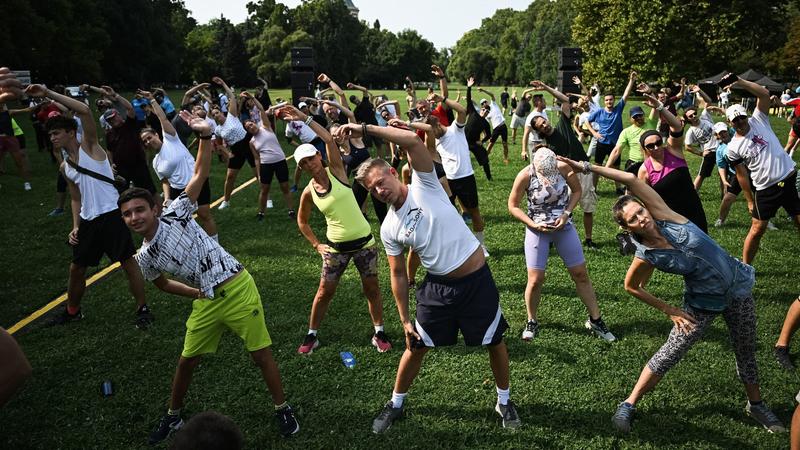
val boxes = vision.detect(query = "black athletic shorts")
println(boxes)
[434,161,446,179]
[118,163,157,194]
[169,179,211,206]
[414,264,508,347]
[489,123,508,144]
[624,159,643,176]
[448,174,479,209]
[594,142,619,166]
[228,136,256,170]
[725,172,742,195]
[259,160,289,185]
[698,153,716,178]
[56,171,67,194]
[753,171,800,220]
[72,209,136,267]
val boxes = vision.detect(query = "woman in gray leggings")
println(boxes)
[558,156,785,435]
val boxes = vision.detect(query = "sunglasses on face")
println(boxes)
[644,139,663,150]
[685,114,696,120]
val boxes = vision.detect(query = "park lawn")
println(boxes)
[1,87,798,449]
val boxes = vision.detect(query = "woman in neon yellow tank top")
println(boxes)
[277,86,392,356]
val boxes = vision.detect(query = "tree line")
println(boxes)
[5,0,799,90]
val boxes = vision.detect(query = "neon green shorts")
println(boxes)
[182,270,272,358]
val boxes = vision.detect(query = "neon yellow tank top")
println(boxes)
[309,168,374,249]
[11,118,23,137]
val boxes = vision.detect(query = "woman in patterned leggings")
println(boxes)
[558,157,785,435]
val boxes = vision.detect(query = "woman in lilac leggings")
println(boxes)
[508,147,616,342]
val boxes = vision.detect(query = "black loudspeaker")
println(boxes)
[291,71,315,105]
[558,47,582,70]
[558,70,582,94]
[291,47,314,70]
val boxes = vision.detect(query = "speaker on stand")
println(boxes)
[557,47,582,95]
[290,47,315,106]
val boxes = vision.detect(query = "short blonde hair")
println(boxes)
[354,157,391,187]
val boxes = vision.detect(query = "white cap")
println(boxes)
[713,122,728,134]
[298,101,308,108]
[725,104,748,122]
[293,143,318,164]
[480,98,488,105]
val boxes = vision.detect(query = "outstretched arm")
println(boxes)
[317,73,348,110]
[181,83,211,107]
[642,93,684,155]
[731,77,771,114]
[25,84,98,148]
[277,105,346,180]
[430,93,466,123]
[530,80,570,117]
[138,90,176,136]
[320,99,356,123]
[621,71,638,103]
[624,258,697,333]
[334,122,432,173]
[476,87,495,102]
[212,76,238,117]
[431,65,448,101]
[178,110,214,203]
[101,85,134,119]
[347,82,371,100]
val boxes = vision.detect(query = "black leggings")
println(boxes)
[468,142,492,180]
[353,181,387,224]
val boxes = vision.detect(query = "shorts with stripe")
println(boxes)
[414,264,508,347]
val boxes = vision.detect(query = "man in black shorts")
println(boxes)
[406,93,489,256]
[25,83,153,328]
[340,121,520,433]
[500,86,510,115]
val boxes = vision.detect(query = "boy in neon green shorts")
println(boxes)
[118,108,299,445]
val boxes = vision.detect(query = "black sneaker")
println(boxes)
[275,404,300,437]
[774,346,796,370]
[257,212,265,221]
[584,239,599,250]
[135,304,154,330]
[148,413,183,445]
[46,307,83,327]
[372,401,404,434]
[287,209,296,219]
[495,399,522,429]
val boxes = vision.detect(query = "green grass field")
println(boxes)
[1,87,799,449]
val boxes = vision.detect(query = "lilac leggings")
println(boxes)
[524,222,585,270]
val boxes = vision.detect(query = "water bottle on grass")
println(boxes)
[340,351,356,368]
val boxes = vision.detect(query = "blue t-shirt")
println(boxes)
[131,97,148,121]
[159,95,176,115]
[588,99,625,145]
[715,141,735,175]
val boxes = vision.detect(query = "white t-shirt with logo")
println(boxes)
[251,128,285,164]
[381,169,480,275]
[486,101,506,130]
[726,109,796,191]
[284,120,318,144]
[685,109,719,152]
[136,193,243,298]
[152,132,194,189]
[435,121,474,180]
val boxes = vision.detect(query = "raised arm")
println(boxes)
[178,110,214,203]
[530,80,570,117]
[731,77,771,114]
[277,105,346,180]
[25,84,98,148]
[0,68,24,103]
[138,90,176,136]
[317,73,348,110]
[320,99,355,123]
[180,83,211,107]
[642,94,684,154]
[431,93,466,123]
[212,76,238,117]
[621,71,638,103]
[431,65,448,101]
[334,122,432,173]
[101,85,134,119]
[476,87,495,102]
[347,82,371,100]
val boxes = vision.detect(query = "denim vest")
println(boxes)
[632,220,755,312]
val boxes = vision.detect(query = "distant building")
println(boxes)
[342,0,359,18]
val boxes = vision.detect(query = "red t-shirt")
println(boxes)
[36,103,61,124]
[416,104,451,140]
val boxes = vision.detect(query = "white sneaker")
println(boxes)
[23,182,31,191]
[481,244,490,257]
[767,221,778,231]
[713,218,724,228]
[585,318,616,342]
[267,199,274,209]
[218,200,230,210]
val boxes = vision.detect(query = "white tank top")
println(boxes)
[251,128,285,164]
[63,147,120,220]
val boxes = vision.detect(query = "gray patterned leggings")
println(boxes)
[647,296,758,384]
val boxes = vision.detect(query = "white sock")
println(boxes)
[374,324,384,333]
[474,230,485,244]
[496,386,509,406]
[211,234,219,243]
[391,391,407,408]
[308,329,317,336]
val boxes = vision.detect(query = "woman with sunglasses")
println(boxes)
[557,156,785,435]
[636,94,708,232]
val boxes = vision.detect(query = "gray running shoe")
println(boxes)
[774,346,795,370]
[495,400,522,429]
[521,320,538,341]
[612,401,635,433]
[746,401,786,433]
[372,401,403,434]
[585,318,616,342]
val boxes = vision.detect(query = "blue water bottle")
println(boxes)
[340,351,356,368]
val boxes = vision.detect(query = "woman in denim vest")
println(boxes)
[558,154,785,435]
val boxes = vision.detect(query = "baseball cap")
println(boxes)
[713,122,728,134]
[102,109,118,121]
[629,106,644,117]
[725,104,748,122]
[293,143,318,164]
[47,111,62,119]
[480,98,488,105]
[298,101,308,109]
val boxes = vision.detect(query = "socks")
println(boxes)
[308,329,318,336]
[67,305,80,315]
[474,231,485,245]
[167,408,181,417]
[496,386,509,406]
[391,391,407,408]
[274,401,288,411]
[590,316,603,324]
[374,324,384,333]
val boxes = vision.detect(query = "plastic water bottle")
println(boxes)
[340,351,356,369]
[101,380,114,397]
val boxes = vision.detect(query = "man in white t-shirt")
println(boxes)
[521,94,547,161]
[683,87,721,193]
[405,93,489,255]
[476,87,510,164]
[723,74,800,264]
[118,111,299,444]
[338,122,520,433]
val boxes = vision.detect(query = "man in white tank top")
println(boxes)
[25,84,152,328]
[341,122,521,433]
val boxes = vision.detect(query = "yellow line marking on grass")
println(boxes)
[8,176,262,335]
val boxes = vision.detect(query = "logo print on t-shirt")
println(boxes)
[403,207,424,238]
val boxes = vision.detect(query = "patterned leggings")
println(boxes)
[647,296,759,384]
